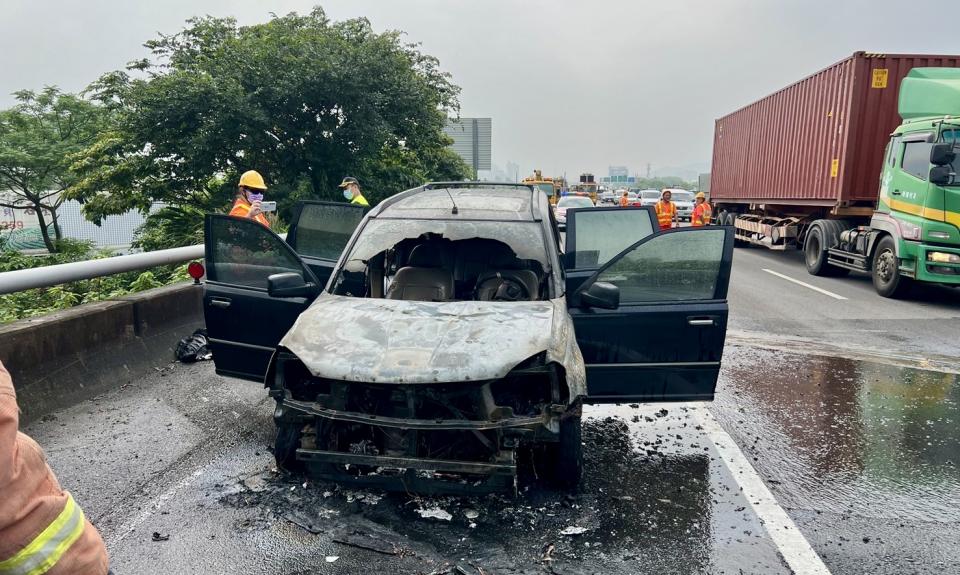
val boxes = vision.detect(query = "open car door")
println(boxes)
[286,201,367,288]
[564,212,734,402]
[203,202,365,382]
[202,215,320,382]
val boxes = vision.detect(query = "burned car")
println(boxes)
[202,182,733,492]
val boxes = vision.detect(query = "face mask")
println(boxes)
[248,192,264,202]
[343,189,353,200]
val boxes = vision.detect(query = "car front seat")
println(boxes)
[387,244,455,301]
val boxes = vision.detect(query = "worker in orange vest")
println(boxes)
[229,170,271,228]
[619,191,629,207]
[0,361,109,575]
[655,190,678,230]
[691,192,713,227]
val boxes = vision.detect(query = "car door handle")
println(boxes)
[687,317,715,326]
[209,298,231,309]
[891,189,902,195]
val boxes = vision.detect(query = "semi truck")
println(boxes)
[710,52,960,297]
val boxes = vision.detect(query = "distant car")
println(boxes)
[664,189,695,221]
[599,190,616,204]
[554,195,595,229]
[638,189,661,207]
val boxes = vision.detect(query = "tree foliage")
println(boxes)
[0,88,106,252]
[69,7,471,233]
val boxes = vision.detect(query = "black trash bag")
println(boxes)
[175,328,212,363]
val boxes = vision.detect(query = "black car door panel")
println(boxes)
[568,300,728,401]
[563,219,734,403]
[203,215,318,382]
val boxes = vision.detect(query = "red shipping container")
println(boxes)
[710,52,960,209]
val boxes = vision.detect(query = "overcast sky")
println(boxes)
[3,0,957,180]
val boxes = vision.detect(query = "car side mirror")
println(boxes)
[579,281,620,309]
[930,165,955,186]
[268,272,316,298]
[930,143,957,167]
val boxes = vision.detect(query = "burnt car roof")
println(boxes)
[371,184,541,222]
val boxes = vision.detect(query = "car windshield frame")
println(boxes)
[328,217,557,298]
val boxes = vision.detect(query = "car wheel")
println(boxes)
[536,409,583,490]
[274,420,305,472]
[872,235,911,298]
[556,413,583,489]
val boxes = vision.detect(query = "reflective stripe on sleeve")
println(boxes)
[0,494,86,575]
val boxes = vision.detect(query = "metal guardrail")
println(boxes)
[0,243,204,295]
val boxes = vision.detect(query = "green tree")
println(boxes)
[69,7,471,244]
[0,88,106,252]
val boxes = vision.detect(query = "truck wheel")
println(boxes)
[872,236,911,298]
[274,421,305,472]
[804,224,849,277]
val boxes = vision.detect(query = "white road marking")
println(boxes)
[692,407,832,575]
[762,268,847,300]
[107,468,204,545]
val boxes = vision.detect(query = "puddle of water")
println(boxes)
[715,346,960,522]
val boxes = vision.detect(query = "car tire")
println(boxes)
[556,413,583,489]
[872,235,911,298]
[537,410,583,491]
[274,420,305,472]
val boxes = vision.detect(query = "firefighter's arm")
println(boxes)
[0,362,17,488]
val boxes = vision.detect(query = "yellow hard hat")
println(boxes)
[696,191,706,199]
[239,170,267,190]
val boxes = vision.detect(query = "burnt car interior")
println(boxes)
[333,235,549,302]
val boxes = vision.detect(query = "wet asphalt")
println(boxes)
[20,244,960,574]
[27,361,788,575]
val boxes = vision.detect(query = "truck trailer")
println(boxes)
[710,52,960,297]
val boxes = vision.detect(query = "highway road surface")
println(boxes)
[23,243,960,575]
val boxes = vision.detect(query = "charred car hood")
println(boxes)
[279,294,581,385]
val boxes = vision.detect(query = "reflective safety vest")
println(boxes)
[1,361,109,575]
[0,494,86,575]
[619,194,629,207]
[692,202,713,227]
[228,199,270,228]
[655,201,676,229]
[351,194,370,207]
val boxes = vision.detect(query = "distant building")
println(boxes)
[608,166,629,179]
[443,118,492,175]
[600,166,634,187]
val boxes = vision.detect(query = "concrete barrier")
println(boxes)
[0,282,203,423]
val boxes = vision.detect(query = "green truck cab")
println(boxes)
[856,69,960,296]
[711,55,960,299]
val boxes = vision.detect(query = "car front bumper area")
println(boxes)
[271,354,570,494]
